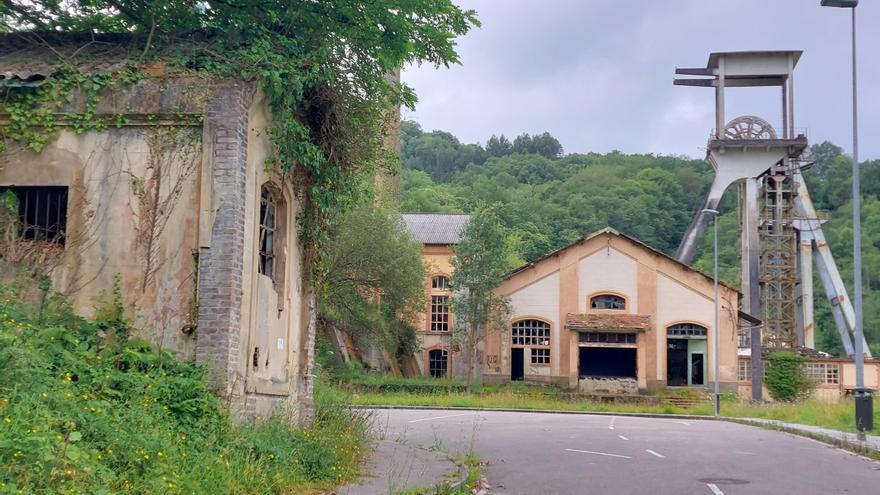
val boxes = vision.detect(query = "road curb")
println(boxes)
[355,404,718,421]
[358,405,880,460]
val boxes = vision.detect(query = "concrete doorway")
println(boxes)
[511,348,524,381]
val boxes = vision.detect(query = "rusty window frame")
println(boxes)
[0,186,68,246]
[258,186,277,281]
[530,348,550,364]
[511,319,550,346]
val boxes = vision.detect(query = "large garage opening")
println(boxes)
[578,347,637,378]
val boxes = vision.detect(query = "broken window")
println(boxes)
[511,319,550,346]
[579,332,636,345]
[804,362,840,385]
[666,323,707,338]
[428,349,448,377]
[590,294,625,310]
[430,295,450,332]
[0,186,68,245]
[432,275,450,290]
[531,348,550,365]
[258,185,278,280]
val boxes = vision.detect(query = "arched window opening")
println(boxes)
[511,319,551,347]
[258,185,278,281]
[432,275,450,290]
[428,349,448,378]
[667,323,708,338]
[590,294,625,310]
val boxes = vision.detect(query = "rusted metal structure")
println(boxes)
[673,50,871,398]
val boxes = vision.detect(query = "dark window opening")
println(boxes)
[590,294,625,310]
[511,347,524,381]
[432,276,450,290]
[579,332,636,345]
[430,295,450,332]
[667,339,688,386]
[258,186,277,280]
[0,186,68,245]
[428,349,448,378]
[578,347,636,378]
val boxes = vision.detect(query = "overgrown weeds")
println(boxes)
[0,283,369,494]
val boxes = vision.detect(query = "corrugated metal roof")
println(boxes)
[0,32,135,86]
[401,213,470,245]
[565,313,652,331]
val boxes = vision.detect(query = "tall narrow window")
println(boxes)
[0,186,68,246]
[258,186,277,280]
[430,295,450,332]
[590,294,625,310]
[428,349,448,378]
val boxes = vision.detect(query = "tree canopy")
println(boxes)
[0,1,478,278]
[401,122,880,357]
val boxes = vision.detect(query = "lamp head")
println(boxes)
[821,0,858,7]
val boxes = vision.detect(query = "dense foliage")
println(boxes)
[0,1,478,278]
[400,122,880,356]
[0,280,369,494]
[320,203,426,365]
[451,205,513,391]
[764,351,814,402]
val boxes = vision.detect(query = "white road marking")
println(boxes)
[609,416,617,430]
[734,450,757,456]
[618,435,629,441]
[677,421,691,426]
[706,483,724,495]
[565,448,632,459]
[646,449,665,458]
[407,412,475,423]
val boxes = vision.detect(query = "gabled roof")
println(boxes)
[401,213,470,245]
[507,227,738,293]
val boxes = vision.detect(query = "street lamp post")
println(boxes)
[821,0,872,433]
[703,208,721,417]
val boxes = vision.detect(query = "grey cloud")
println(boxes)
[403,0,880,159]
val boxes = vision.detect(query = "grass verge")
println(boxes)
[0,283,369,494]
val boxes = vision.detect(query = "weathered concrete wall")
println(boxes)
[578,377,639,395]
[1,78,310,422]
[0,124,202,358]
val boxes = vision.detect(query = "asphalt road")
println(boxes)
[371,409,880,495]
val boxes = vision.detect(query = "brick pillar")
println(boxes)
[195,81,254,404]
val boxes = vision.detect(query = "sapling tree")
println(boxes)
[451,204,512,392]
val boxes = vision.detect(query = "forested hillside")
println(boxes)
[400,121,880,356]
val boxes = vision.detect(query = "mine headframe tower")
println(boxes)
[673,50,870,398]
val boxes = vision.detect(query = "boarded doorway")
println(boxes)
[511,347,524,381]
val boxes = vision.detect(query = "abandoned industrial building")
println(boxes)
[0,35,313,421]
[482,228,741,393]
[402,213,470,378]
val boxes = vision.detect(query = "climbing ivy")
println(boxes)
[0,1,478,279]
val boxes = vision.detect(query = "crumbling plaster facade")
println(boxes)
[0,77,313,422]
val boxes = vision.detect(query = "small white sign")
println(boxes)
[277,338,284,350]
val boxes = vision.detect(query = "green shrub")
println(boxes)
[0,283,369,494]
[764,351,815,402]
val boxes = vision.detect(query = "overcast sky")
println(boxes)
[402,0,880,160]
